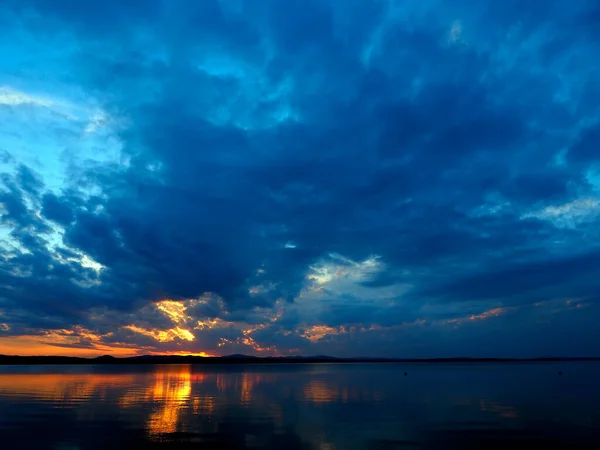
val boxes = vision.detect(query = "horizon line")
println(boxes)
[2,354,600,362]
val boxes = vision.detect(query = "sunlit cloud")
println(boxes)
[0,86,54,107]
[240,336,277,353]
[156,300,190,325]
[248,282,277,296]
[306,254,384,286]
[522,198,600,228]
[301,325,344,343]
[124,325,195,343]
[195,318,230,330]
[445,307,512,326]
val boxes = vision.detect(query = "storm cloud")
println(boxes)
[0,0,599,357]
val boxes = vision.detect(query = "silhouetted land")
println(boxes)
[1,354,599,365]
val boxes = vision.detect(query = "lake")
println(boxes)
[0,362,599,449]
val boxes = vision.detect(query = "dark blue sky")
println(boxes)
[1,0,599,357]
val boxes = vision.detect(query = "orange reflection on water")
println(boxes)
[109,365,212,436]
[146,365,193,435]
[192,395,215,416]
[241,372,254,403]
[216,372,271,404]
[303,380,339,403]
[0,373,138,402]
[0,366,216,437]
[0,365,210,437]
[216,374,230,392]
[239,372,277,404]
[302,380,382,404]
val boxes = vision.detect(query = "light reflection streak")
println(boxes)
[147,366,192,435]
[215,372,272,404]
[118,365,211,436]
[303,380,338,403]
[0,367,384,439]
[0,373,139,401]
[0,365,523,449]
[302,380,382,404]
[0,365,215,437]
[241,372,254,404]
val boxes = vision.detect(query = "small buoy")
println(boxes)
[404,372,408,376]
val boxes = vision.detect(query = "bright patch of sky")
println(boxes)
[0,85,125,192]
[522,197,600,228]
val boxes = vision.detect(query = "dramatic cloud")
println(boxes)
[1,0,599,357]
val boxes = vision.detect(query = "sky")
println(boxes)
[1,0,600,358]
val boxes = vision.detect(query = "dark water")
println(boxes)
[0,362,599,449]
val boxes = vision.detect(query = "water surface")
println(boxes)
[0,362,599,449]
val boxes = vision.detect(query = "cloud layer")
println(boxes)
[1,0,600,357]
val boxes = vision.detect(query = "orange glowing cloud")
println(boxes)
[124,324,195,343]
[240,336,276,353]
[444,306,514,326]
[156,300,190,324]
[301,325,345,342]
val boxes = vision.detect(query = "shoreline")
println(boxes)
[1,355,599,365]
